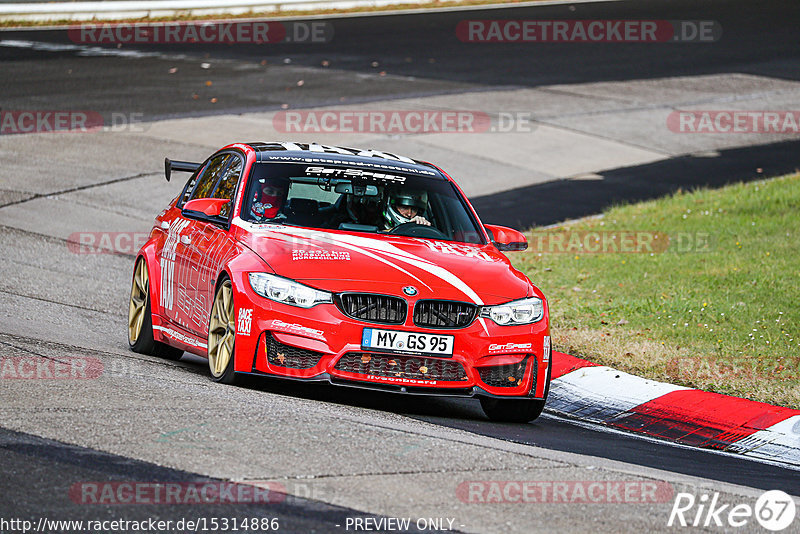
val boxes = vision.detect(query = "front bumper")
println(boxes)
[230,273,550,399]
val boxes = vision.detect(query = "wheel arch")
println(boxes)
[214,268,233,294]
[135,241,164,319]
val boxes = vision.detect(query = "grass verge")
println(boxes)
[511,173,800,408]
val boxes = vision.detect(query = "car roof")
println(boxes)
[245,141,446,180]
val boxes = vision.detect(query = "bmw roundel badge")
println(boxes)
[402,286,418,296]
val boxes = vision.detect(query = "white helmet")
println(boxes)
[384,189,428,227]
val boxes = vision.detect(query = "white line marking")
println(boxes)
[0,39,184,60]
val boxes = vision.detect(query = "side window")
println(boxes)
[189,154,230,202]
[211,156,243,218]
[179,171,202,207]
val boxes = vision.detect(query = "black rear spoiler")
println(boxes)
[164,158,201,182]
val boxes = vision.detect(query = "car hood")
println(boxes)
[234,223,533,305]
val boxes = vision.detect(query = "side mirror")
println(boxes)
[485,224,528,252]
[183,198,230,218]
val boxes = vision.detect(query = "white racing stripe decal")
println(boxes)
[379,249,484,305]
[547,366,689,423]
[153,325,207,349]
[273,228,484,305]
[238,223,492,334]
[262,229,430,289]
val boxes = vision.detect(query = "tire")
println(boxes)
[480,397,546,423]
[480,359,551,423]
[207,277,237,384]
[128,257,184,360]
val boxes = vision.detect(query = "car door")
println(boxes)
[163,153,231,331]
[157,167,204,328]
[180,153,244,336]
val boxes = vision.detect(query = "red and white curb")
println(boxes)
[547,352,800,467]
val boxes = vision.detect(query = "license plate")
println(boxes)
[361,328,454,356]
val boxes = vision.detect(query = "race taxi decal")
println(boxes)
[543,336,551,362]
[237,308,253,336]
[292,250,351,261]
[488,342,533,353]
[268,319,325,340]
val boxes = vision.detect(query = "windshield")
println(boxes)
[241,163,486,244]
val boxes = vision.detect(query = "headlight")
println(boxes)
[480,297,544,325]
[248,273,332,308]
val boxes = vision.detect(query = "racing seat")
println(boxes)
[285,198,321,227]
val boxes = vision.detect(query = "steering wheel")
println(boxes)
[388,222,448,239]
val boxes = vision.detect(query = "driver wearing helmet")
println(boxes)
[383,188,431,229]
[251,178,288,220]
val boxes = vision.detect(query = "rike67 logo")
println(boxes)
[669,490,796,531]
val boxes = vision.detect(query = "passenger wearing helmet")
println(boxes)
[251,179,288,220]
[346,193,382,227]
[384,188,431,229]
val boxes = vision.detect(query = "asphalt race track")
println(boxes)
[1,427,395,533]
[1,0,799,532]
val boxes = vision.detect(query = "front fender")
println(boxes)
[221,248,273,372]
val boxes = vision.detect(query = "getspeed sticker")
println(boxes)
[305,166,407,183]
[488,342,532,353]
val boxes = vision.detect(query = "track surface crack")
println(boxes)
[0,172,157,209]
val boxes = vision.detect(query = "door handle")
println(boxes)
[180,235,191,245]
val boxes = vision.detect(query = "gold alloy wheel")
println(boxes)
[208,280,235,378]
[128,259,149,345]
